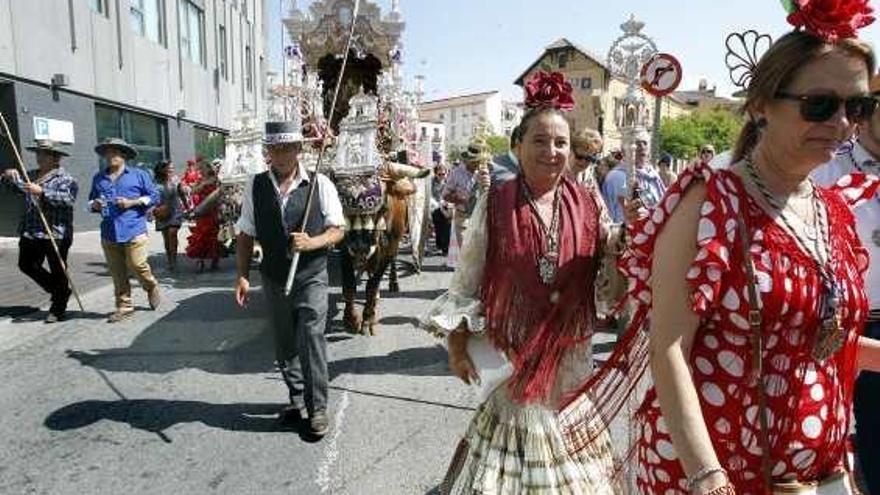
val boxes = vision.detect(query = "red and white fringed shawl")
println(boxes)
[481,176,600,404]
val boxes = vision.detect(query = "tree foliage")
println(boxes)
[485,135,510,155]
[659,109,743,160]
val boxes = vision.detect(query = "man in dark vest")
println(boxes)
[234,121,345,438]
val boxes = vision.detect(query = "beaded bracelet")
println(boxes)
[686,466,728,492]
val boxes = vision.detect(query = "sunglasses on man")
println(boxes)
[775,92,878,123]
[573,152,600,164]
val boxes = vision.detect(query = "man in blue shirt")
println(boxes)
[88,137,161,323]
[601,129,667,223]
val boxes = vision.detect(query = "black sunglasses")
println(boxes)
[775,91,878,123]
[573,152,600,164]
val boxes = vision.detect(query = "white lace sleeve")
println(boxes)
[421,192,489,337]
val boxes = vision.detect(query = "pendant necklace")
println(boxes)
[746,159,844,362]
[522,179,561,285]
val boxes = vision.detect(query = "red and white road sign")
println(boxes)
[640,53,683,97]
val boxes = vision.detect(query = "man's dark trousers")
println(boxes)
[263,274,329,415]
[18,236,72,315]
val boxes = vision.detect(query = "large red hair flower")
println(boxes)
[784,0,875,42]
[524,70,575,112]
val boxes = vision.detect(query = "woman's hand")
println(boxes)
[623,197,647,224]
[447,330,479,385]
[477,166,491,191]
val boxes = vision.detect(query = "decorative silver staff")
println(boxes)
[0,111,85,311]
[284,0,362,296]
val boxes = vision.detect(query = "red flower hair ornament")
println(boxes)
[524,71,575,112]
[783,0,875,41]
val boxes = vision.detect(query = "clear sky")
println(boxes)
[266,0,880,102]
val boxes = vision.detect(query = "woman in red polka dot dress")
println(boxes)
[613,9,880,495]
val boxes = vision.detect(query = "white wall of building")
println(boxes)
[0,0,264,129]
[420,91,509,150]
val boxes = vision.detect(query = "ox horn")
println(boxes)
[376,216,387,231]
[353,216,364,231]
[386,161,431,180]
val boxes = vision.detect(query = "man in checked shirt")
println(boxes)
[2,140,78,323]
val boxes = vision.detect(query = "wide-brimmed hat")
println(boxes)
[26,139,69,157]
[94,137,137,159]
[460,143,487,162]
[264,120,303,146]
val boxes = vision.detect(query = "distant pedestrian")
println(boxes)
[152,160,183,273]
[657,152,676,187]
[430,164,452,256]
[488,125,521,185]
[88,137,161,323]
[1,140,78,322]
[570,127,603,187]
[185,159,221,272]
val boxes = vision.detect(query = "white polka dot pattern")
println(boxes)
[630,164,876,494]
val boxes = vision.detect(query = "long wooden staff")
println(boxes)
[283,0,362,296]
[0,111,84,311]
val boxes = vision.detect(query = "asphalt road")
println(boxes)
[0,248,484,495]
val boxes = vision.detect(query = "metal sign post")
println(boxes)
[640,53,683,163]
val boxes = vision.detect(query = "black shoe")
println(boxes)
[309,410,330,437]
[278,404,307,426]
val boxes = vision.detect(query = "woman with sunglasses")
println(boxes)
[571,127,603,187]
[592,4,880,493]
[812,73,880,495]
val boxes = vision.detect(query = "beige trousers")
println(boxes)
[101,234,158,311]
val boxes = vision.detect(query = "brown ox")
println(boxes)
[336,163,427,335]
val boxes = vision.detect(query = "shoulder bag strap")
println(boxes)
[736,214,773,493]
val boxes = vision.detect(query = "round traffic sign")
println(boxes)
[640,53,683,97]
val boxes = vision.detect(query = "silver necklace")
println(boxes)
[745,158,844,362]
[522,180,561,285]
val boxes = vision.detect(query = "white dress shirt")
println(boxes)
[235,163,346,237]
[813,141,880,309]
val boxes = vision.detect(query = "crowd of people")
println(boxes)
[4,1,880,493]
[420,2,880,494]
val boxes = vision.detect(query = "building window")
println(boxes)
[180,0,206,65]
[451,108,456,123]
[89,0,108,15]
[581,78,592,90]
[245,45,253,91]
[95,105,168,168]
[130,0,164,44]
[558,52,568,68]
[194,127,226,160]
[450,125,456,140]
[218,25,228,78]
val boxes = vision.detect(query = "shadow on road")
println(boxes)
[44,399,303,436]
[329,345,449,381]
[64,289,444,382]
[65,289,277,375]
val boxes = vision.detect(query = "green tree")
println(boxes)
[659,109,743,160]
[485,135,510,155]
